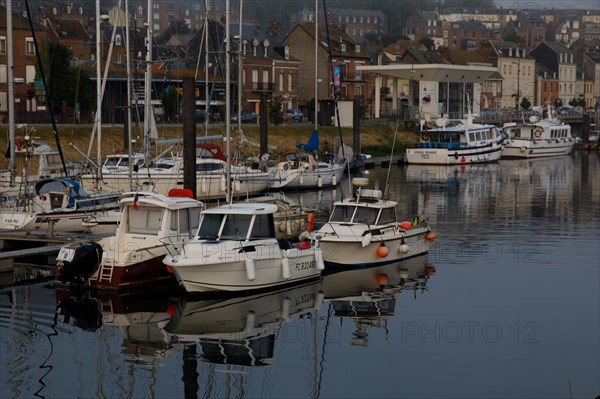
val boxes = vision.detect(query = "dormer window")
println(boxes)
[242,39,248,54]
[341,43,346,52]
[355,45,361,53]
[252,38,259,57]
[263,39,269,57]
[284,45,290,60]
[116,34,122,46]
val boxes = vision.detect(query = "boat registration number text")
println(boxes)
[295,260,316,271]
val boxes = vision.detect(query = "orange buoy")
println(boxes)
[376,242,389,258]
[425,266,436,275]
[375,273,389,286]
[425,231,437,242]
[166,265,173,274]
[399,221,412,230]
[460,156,466,163]
[168,188,194,198]
[306,212,315,232]
[166,303,177,317]
[298,240,311,250]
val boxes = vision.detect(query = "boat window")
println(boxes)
[104,157,119,167]
[170,208,202,235]
[378,207,397,224]
[197,214,224,240]
[250,214,275,239]
[353,207,379,224]
[220,214,253,240]
[330,205,355,222]
[475,132,482,141]
[128,207,163,234]
[469,132,475,141]
[196,162,224,172]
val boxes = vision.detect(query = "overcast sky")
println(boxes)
[494,0,600,9]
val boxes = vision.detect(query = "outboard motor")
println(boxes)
[55,242,103,283]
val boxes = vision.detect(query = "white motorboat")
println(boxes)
[80,144,270,200]
[0,177,120,234]
[55,190,204,290]
[502,116,576,158]
[405,118,506,165]
[163,202,325,293]
[268,152,345,189]
[316,178,436,270]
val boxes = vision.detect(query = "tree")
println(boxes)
[268,95,284,125]
[520,97,531,110]
[554,98,563,107]
[36,41,95,115]
[418,36,435,50]
[503,32,525,46]
[160,86,181,122]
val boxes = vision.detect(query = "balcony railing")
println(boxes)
[252,82,274,93]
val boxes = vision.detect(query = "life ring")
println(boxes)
[422,133,430,142]
[533,129,542,138]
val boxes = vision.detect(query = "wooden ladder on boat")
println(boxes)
[98,260,115,282]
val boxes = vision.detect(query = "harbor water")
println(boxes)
[1,153,599,398]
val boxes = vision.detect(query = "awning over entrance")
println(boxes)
[357,63,497,83]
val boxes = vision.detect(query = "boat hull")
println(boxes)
[0,209,119,235]
[165,242,323,293]
[318,226,430,270]
[405,144,503,165]
[502,139,575,158]
[268,165,345,189]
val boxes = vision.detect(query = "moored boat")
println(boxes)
[502,115,576,158]
[162,202,325,294]
[316,178,436,270]
[405,118,506,165]
[55,190,204,290]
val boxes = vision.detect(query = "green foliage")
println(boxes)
[160,87,181,122]
[568,97,586,107]
[268,95,284,126]
[554,98,563,107]
[503,32,526,45]
[520,97,531,110]
[418,36,435,51]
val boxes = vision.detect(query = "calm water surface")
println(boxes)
[1,153,599,399]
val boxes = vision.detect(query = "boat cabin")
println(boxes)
[416,124,497,149]
[121,192,202,238]
[329,190,397,226]
[197,203,277,242]
[102,153,145,172]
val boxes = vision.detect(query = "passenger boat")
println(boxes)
[316,178,436,270]
[163,280,323,366]
[405,118,506,165]
[0,177,120,234]
[162,202,325,294]
[502,115,576,158]
[55,189,204,290]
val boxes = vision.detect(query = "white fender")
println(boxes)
[220,176,227,192]
[317,176,322,187]
[332,175,337,186]
[361,232,373,248]
[314,247,325,270]
[245,259,256,281]
[299,175,304,185]
[201,178,208,193]
[282,257,291,279]
[234,180,241,192]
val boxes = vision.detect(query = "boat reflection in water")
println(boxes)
[56,286,177,363]
[164,279,324,366]
[321,255,435,346]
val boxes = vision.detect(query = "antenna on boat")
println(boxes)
[383,120,398,200]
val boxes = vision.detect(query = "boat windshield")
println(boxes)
[330,205,379,224]
[197,213,275,241]
[104,157,119,167]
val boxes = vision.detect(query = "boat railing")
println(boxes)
[410,142,469,150]
[159,234,189,257]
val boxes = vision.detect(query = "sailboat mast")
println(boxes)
[237,0,243,133]
[314,0,318,131]
[95,0,102,182]
[125,0,133,189]
[23,0,69,178]
[7,0,15,186]
[225,0,231,203]
[144,0,153,159]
